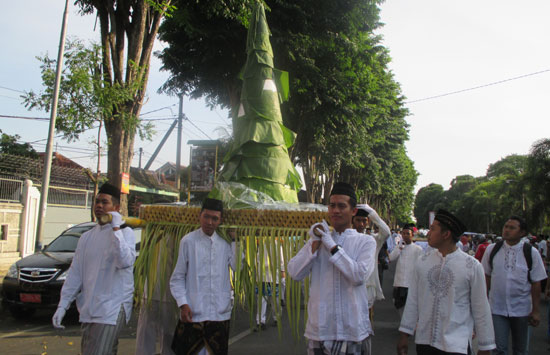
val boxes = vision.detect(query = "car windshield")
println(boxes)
[45,225,94,252]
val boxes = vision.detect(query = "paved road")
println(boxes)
[1,263,549,354]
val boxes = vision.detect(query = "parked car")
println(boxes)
[1,221,141,319]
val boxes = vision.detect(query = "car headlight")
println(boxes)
[57,269,69,281]
[6,263,18,278]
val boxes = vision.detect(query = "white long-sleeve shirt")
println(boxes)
[58,224,136,325]
[389,242,423,288]
[363,210,391,305]
[287,228,376,342]
[170,228,238,322]
[399,248,495,353]
[481,240,547,317]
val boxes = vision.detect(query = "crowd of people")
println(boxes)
[50,182,550,355]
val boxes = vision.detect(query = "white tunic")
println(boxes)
[389,242,423,288]
[363,210,391,306]
[481,240,547,317]
[399,248,495,353]
[287,228,376,342]
[58,224,136,325]
[170,228,237,322]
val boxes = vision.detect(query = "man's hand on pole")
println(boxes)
[108,211,123,229]
[318,220,337,252]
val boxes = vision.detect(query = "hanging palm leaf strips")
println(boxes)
[135,204,328,338]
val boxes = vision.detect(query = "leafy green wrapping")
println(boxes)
[216,2,302,203]
[134,221,310,340]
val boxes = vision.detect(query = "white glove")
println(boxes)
[319,221,337,251]
[308,221,329,241]
[108,211,123,229]
[357,203,375,215]
[52,307,66,329]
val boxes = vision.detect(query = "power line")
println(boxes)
[140,104,178,116]
[0,85,25,94]
[0,114,49,121]
[184,114,213,140]
[405,69,550,104]
[0,95,22,101]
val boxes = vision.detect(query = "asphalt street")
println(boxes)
[1,262,549,354]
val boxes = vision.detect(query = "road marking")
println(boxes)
[0,325,51,339]
[228,328,252,345]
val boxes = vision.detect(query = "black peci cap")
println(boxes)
[434,209,466,237]
[330,182,357,204]
[202,198,223,212]
[98,182,120,201]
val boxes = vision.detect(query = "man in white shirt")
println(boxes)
[352,204,391,316]
[397,209,495,355]
[539,234,547,259]
[288,182,376,355]
[170,198,238,355]
[52,183,136,355]
[389,223,423,319]
[481,216,547,355]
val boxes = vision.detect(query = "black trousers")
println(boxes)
[416,344,471,355]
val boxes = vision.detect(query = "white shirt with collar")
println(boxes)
[170,228,238,322]
[389,242,423,288]
[400,248,495,353]
[288,228,376,342]
[481,240,547,317]
[362,210,391,306]
[58,224,136,325]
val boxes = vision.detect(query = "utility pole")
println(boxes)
[175,94,183,193]
[144,119,178,170]
[138,147,143,169]
[35,0,70,251]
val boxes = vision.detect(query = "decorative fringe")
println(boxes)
[135,206,328,339]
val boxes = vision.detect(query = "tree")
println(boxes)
[0,130,38,158]
[413,183,445,228]
[24,1,173,214]
[158,0,415,220]
[526,138,550,233]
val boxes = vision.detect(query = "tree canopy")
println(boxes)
[158,0,415,222]
[23,0,173,214]
[0,130,38,158]
[414,150,550,235]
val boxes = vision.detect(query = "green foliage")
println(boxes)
[0,130,38,159]
[415,151,550,234]
[158,0,415,221]
[22,39,153,142]
[413,183,445,228]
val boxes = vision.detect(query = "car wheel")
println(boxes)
[9,305,36,319]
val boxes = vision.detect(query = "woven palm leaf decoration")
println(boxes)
[134,205,327,339]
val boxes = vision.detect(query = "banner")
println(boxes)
[190,147,216,191]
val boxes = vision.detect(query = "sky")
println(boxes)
[1,1,549,193]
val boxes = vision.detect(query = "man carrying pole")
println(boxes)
[170,198,238,355]
[52,182,136,354]
[288,182,377,355]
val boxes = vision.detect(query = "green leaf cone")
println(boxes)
[213,2,302,203]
